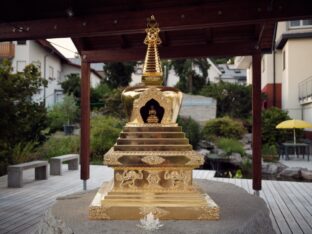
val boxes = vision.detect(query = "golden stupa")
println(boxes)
[89,16,220,220]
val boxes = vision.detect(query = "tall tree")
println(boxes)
[0,60,48,174]
[170,58,210,94]
[103,62,137,88]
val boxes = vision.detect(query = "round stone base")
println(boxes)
[36,179,275,234]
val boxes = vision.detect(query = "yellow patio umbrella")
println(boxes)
[276,119,312,144]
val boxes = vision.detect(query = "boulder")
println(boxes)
[243,144,251,151]
[262,162,287,175]
[301,169,312,180]
[198,140,215,150]
[229,153,242,166]
[245,149,252,157]
[217,149,226,157]
[241,133,252,144]
[197,149,210,157]
[278,167,302,180]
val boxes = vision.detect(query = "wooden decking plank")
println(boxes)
[261,181,291,234]
[273,181,312,233]
[0,184,81,227]
[0,179,80,212]
[292,182,312,204]
[283,181,312,217]
[266,180,303,234]
[258,182,281,234]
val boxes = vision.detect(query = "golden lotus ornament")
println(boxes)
[89,15,220,220]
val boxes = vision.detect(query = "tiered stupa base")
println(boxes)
[89,125,219,220]
[89,181,219,220]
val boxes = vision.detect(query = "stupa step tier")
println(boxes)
[117,138,189,145]
[120,132,185,138]
[89,181,220,220]
[104,126,203,167]
[114,144,192,151]
[123,126,182,132]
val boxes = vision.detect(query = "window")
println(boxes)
[16,61,26,72]
[49,66,54,79]
[289,19,312,28]
[282,50,286,70]
[17,40,26,45]
[261,57,265,72]
[57,71,62,83]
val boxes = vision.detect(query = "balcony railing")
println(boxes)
[299,75,312,104]
[0,42,15,58]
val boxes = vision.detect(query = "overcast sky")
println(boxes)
[47,38,78,58]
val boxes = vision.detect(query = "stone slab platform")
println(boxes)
[37,179,275,234]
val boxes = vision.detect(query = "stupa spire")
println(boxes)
[142,15,163,86]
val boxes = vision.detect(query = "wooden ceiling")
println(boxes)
[0,0,311,62]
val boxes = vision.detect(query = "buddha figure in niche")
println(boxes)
[147,105,158,123]
[139,98,164,124]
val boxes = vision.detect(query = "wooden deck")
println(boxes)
[0,165,311,234]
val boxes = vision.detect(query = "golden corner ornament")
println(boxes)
[89,15,220,220]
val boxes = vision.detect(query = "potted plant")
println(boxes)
[62,95,78,135]
[262,144,279,162]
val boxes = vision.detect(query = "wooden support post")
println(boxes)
[80,60,90,189]
[252,53,262,191]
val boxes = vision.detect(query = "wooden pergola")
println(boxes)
[1,0,311,192]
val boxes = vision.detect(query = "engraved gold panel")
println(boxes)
[141,155,165,165]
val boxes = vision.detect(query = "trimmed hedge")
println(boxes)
[202,116,246,140]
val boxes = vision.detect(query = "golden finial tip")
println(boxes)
[142,15,163,86]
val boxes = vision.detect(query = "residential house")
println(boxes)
[234,19,312,137]
[0,40,102,107]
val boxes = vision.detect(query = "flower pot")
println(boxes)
[262,154,279,162]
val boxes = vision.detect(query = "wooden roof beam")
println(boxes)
[0,0,311,41]
[81,42,261,62]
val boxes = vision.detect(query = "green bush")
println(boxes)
[199,82,252,118]
[216,138,245,156]
[37,133,79,159]
[202,116,246,140]
[91,115,123,161]
[47,95,79,132]
[12,141,38,164]
[177,116,201,148]
[262,107,292,145]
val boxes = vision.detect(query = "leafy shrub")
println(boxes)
[202,116,246,140]
[177,116,201,148]
[262,107,292,145]
[47,95,78,132]
[12,141,38,164]
[37,133,79,159]
[99,88,126,119]
[216,138,245,156]
[91,115,123,161]
[262,144,279,162]
[200,82,252,118]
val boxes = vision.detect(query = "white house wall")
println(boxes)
[11,41,63,107]
[283,38,312,119]
[11,41,29,73]
[30,41,63,107]
[61,64,101,88]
